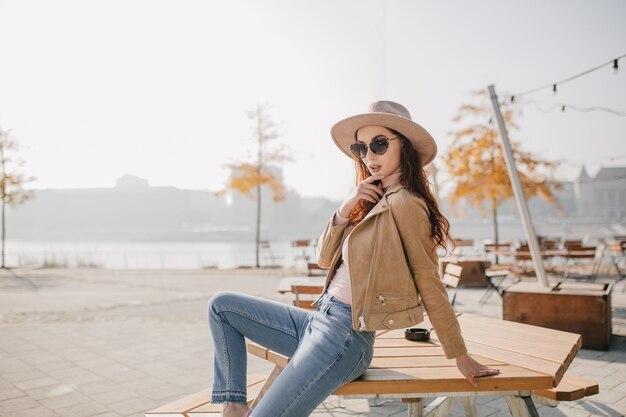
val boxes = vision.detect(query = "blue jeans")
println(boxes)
[207,290,376,417]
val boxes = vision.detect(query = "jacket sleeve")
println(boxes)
[393,196,468,359]
[315,212,350,269]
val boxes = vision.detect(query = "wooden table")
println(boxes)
[247,313,582,417]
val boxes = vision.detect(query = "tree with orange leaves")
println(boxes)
[216,104,292,267]
[443,89,561,248]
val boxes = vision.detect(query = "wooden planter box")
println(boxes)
[503,281,613,350]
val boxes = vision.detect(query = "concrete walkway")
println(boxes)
[0,267,625,417]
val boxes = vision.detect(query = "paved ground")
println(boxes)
[0,267,625,417]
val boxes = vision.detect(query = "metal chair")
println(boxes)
[483,241,513,265]
[479,263,519,305]
[259,240,283,268]
[561,243,603,281]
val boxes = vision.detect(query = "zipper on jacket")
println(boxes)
[358,215,384,331]
[376,294,412,305]
[348,198,390,331]
[359,315,366,330]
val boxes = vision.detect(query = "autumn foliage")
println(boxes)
[443,89,561,216]
[216,104,290,203]
[215,104,292,267]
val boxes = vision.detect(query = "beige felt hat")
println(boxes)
[330,100,437,166]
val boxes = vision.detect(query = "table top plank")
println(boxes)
[374,346,446,357]
[431,324,576,365]
[459,314,581,345]
[462,340,565,386]
[455,320,580,355]
[378,323,575,364]
[333,364,553,395]
[372,325,567,384]
[374,338,441,348]
[371,354,504,369]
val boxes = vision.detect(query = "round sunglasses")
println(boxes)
[350,135,399,159]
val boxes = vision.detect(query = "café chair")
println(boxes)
[259,240,283,270]
[479,263,520,305]
[441,263,463,307]
[561,243,604,281]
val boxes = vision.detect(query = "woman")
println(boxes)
[208,100,499,417]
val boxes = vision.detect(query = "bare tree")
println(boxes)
[216,104,292,267]
[0,126,36,268]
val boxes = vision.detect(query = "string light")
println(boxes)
[514,98,626,117]
[506,53,626,99]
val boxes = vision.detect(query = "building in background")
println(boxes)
[573,167,626,219]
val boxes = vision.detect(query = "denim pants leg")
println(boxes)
[208,290,311,403]
[207,290,376,417]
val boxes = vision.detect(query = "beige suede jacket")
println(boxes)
[312,182,468,359]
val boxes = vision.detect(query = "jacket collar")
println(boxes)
[360,182,405,222]
[385,181,404,196]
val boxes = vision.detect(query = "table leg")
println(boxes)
[415,396,474,417]
[505,395,539,417]
[463,397,477,417]
[403,398,424,417]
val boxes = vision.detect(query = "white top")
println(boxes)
[326,171,403,305]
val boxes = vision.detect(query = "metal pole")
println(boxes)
[488,85,549,288]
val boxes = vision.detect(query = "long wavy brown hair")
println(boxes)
[346,128,454,252]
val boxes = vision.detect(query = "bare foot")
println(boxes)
[222,402,250,417]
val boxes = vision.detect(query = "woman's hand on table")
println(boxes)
[455,352,500,387]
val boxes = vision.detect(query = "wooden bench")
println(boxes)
[145,313,598,417]
[532,374,599,405]
[144,374,267,416]
[143,370,598,417]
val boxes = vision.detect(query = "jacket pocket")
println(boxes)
[375,294,413,305]
[382,304,424,330]
[372,294,416,313]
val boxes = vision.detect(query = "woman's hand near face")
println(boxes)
[337,173,385,218]
[455,353,500,387]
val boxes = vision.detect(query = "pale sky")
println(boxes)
[1,0,625,200]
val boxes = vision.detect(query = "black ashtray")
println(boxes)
[404,328,431,341]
